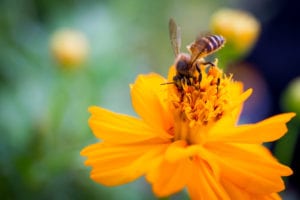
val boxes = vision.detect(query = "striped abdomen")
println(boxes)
[188,34,225,61]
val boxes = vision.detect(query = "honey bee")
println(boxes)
[168,18,225,88]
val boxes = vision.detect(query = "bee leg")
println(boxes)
[186,77,192,85]
[173,75,180,83]
[195,63,202,83]
[217,77,220,93]
[201,61,215,67]
[173,75,183,89]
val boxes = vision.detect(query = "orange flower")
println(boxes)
[81,63,295,199]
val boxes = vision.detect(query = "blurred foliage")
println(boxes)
[281,77,300,119]
[0,0,298,199]
[274,78,300,166]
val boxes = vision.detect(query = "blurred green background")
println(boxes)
[0,0,299,199]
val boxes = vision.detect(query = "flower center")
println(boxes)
[169,63,232,143]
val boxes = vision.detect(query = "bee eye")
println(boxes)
[176,60,189,73]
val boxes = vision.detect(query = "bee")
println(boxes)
[168,18,225,88]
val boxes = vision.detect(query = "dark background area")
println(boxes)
[246,0,300,195]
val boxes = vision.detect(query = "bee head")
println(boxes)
[175,53,191,76]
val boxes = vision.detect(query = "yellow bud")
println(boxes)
[211,8,260,53]
[50,29,89,68]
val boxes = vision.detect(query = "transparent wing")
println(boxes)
[188,34,208,64]
[169,18,181,57]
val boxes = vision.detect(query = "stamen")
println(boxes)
[170,63,232,143]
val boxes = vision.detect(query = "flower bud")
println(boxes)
[211,8,260,54]
[50,29,89,68]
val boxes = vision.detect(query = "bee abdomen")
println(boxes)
[202,35,225,53]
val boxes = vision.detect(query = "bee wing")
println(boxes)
[187,40,206,63]
[169,18,181,57]
[188,34,207,63]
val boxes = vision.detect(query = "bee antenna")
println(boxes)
[160,82,175,85]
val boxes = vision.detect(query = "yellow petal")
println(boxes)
[221,179,252,200]
[146,158,193,197]
[207,113,295,143]
[164,141,221,178]
[227,87,253,124]
[205,143,292,194]
[88,106,171,144]
[167,65,176,82]
[221,179,281,200]
[164,140,190,162]
[81,143,167,186]
[261,193,281,200]
[130,73,174,133]
[187,159,230,200]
